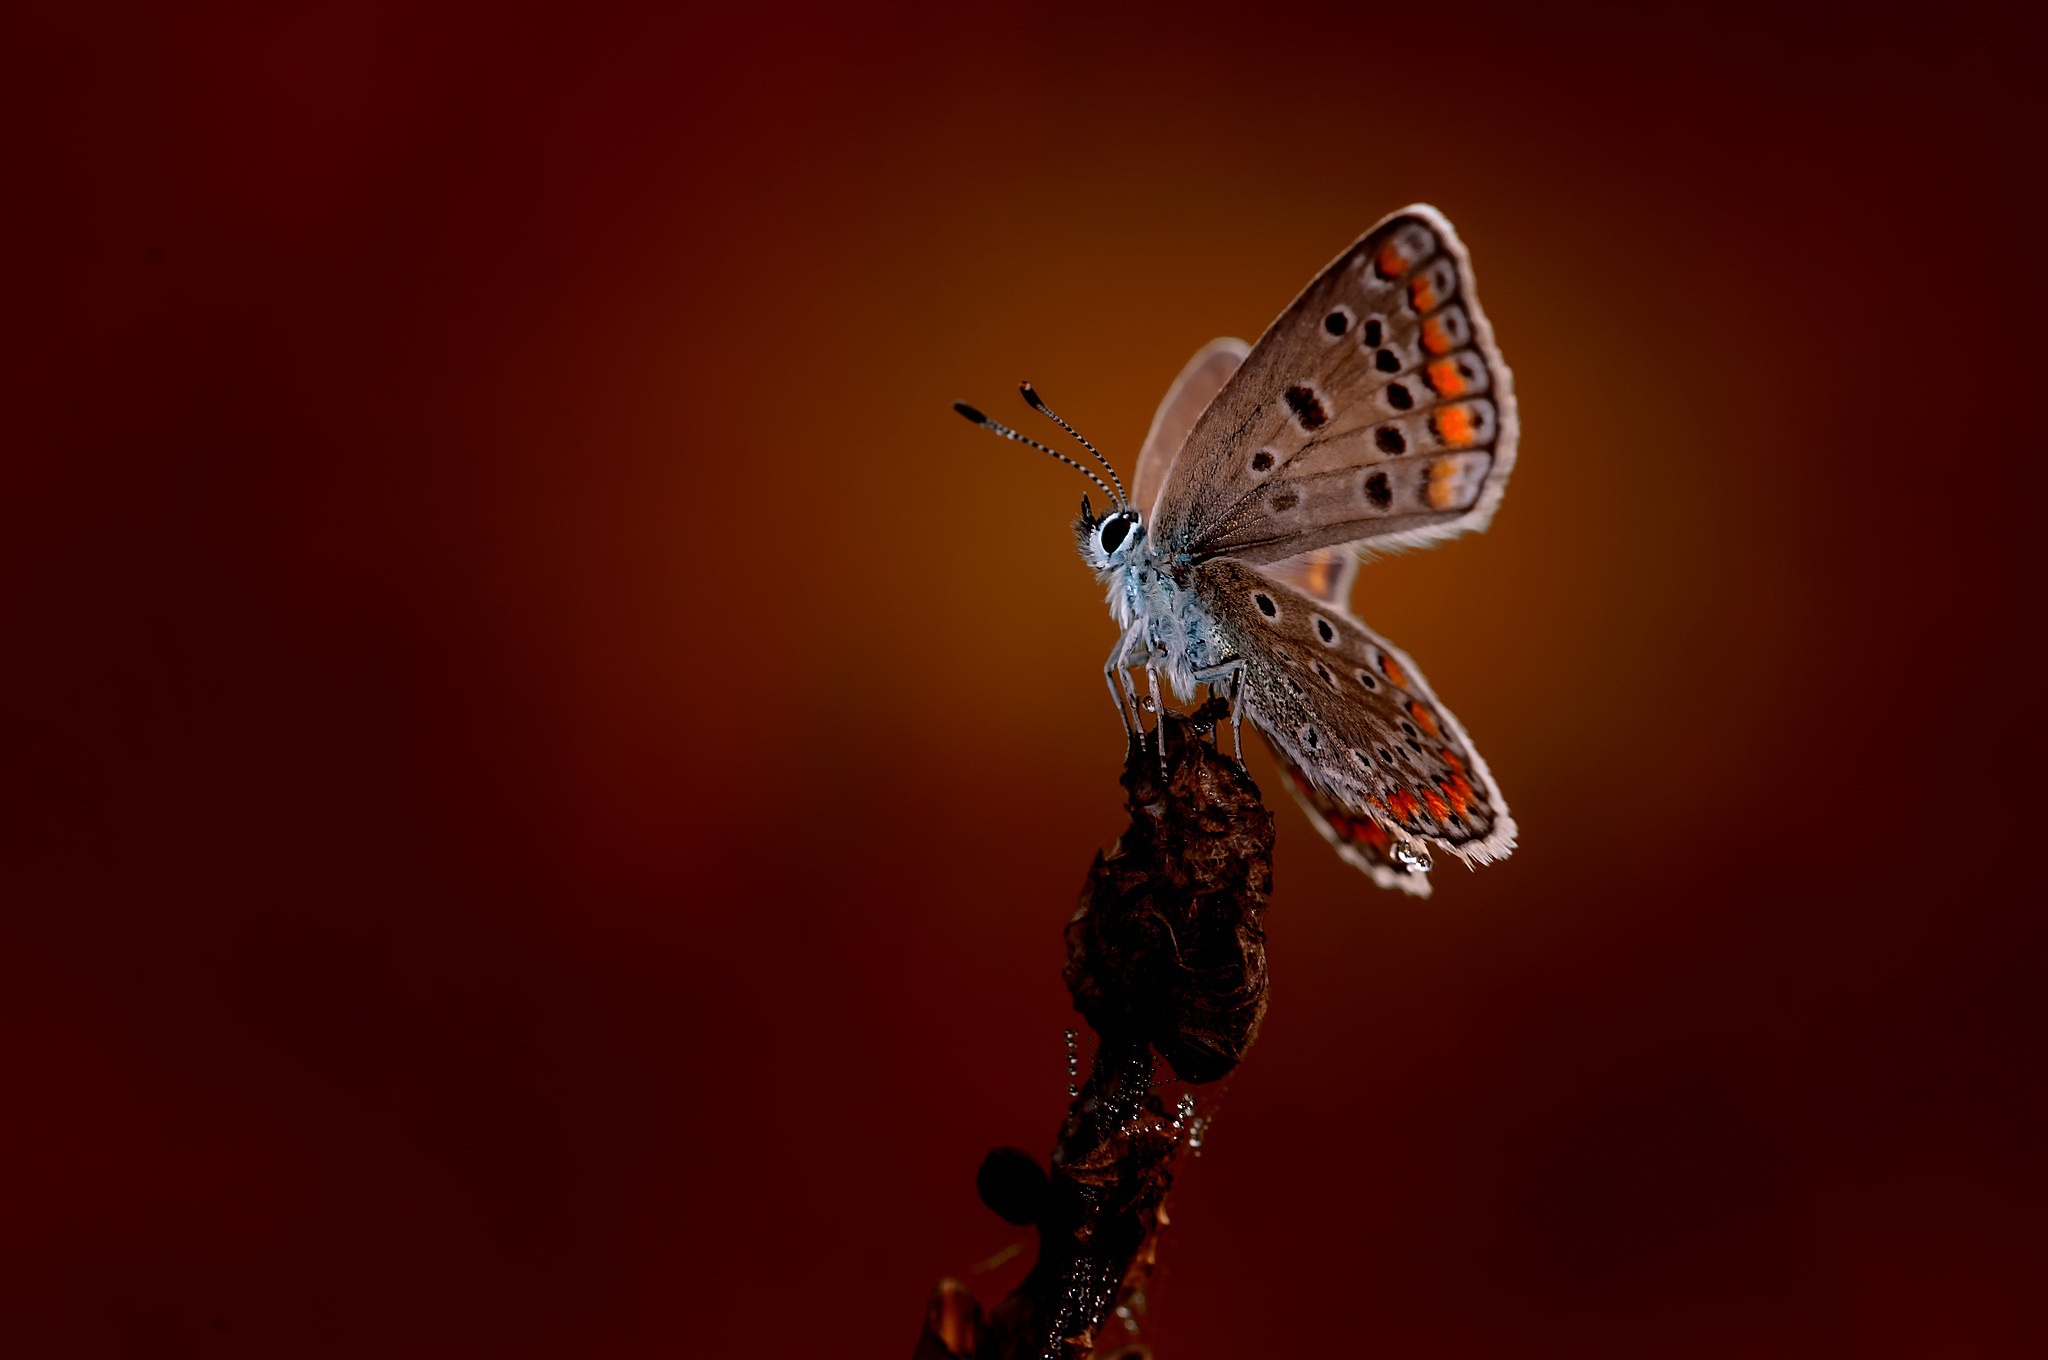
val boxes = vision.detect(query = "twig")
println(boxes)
[914,699,1275,1359]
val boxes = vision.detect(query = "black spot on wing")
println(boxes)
[1284,385,1328,430]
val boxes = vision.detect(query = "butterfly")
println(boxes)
[956,205,1517,896]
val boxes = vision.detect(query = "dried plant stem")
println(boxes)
[914,701,1275,1360]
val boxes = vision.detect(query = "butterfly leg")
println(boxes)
[1144,662,1169,775]
[1103,623,1149,737]
[1101,665,1133,738]
[1228,668,1244,763]
[1190,659,1247,764]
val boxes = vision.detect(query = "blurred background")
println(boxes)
[3,2,2043,1355]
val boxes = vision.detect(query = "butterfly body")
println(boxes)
[1081,510,1223,707]
[964,205,1518,894]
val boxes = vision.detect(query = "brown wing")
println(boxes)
[1259,546,1358,607]
[1189,557,1514,865]
[1271,749,1435,896]
[1139,339,1360,608]
[1133,337,1247,522]
[1152,205,1517,566]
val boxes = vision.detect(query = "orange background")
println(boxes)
[3,3,2043,1356]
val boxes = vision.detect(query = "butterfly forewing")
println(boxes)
[1142,341,1361,607]
[1153,206,1517,566]
[1188,558,1515,863]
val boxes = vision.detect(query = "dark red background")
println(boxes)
[4,3,2044,1355]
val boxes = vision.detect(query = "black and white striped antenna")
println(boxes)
[1017,383,1126,508]
[952,399,1120,506]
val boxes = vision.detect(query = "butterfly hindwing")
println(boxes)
[1188,558,1515,865]
[1152,205,1517,566]
[1272,755,1434,896]
[1139,344,1412,886]
[1258,545,1358,608]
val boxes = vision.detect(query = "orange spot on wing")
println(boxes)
[1426,357,1467,395]
[1438,776,1471,818]
[1421,316,1456,355]
[1375,239,1412,278]
[1387,789,1422,822]
[1433,406,1477,448]
[1408,700,1440,736]
[1300,551,1339,597]
[1420,787,1449,821]
[1425,459,1463,508]
[1355,820,1391,851]
[1409,274,1439,312]
[1440,748,1466,773]
[1378,653,1408,686]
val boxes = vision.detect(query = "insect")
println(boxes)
[955,205,1516,895]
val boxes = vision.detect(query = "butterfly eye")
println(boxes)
[1099,516,1131,553]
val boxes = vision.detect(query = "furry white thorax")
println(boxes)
[1082,513,1231,704]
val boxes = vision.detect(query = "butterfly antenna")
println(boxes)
[952,401,1119,504]
[1019,382,1127,508]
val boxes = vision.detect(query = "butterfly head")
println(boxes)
[951,385,1141,573]
[1076,494,1144,572]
